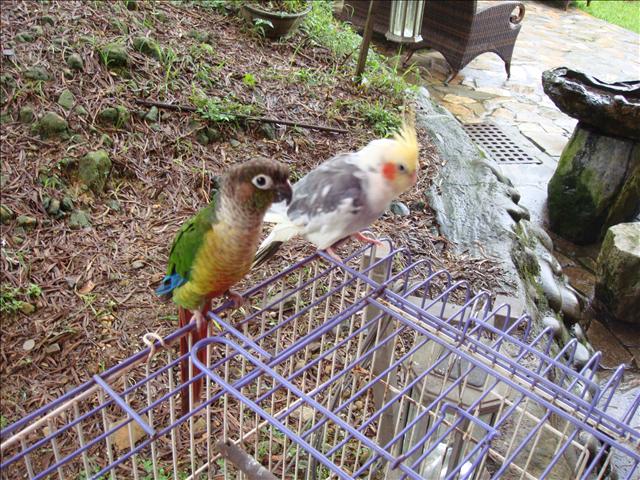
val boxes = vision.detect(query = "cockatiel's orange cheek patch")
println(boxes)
[382,162,396,181]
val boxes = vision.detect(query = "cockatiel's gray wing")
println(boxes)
[253,153,375,267]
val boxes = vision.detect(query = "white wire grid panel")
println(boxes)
[1,241,638,480]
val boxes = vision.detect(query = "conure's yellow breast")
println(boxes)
[172,223,260,310]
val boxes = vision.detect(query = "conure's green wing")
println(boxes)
[156,196,218,296]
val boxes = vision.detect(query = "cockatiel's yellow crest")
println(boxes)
[391,122,419,172]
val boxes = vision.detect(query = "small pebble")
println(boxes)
[22,339,36,351]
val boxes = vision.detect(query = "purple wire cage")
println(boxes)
[1,241,639,480]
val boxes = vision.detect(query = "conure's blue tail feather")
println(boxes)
[156,273,187,296]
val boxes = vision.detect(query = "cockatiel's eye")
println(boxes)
[252,174,273,189]
[398,164,406,172]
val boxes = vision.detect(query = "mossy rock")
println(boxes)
[57,89,75,110]
[16,31,36,43]
[188,30,213,44]
[110,19,129,34]
[0,204,14,223]
[66,53,84,71]
[97,43,129,69]
[98,105,129,128]
[144,106,158,122]
[1,73,16,90]
[38,15,55,26]
[74,105,88,117]
[548,125,638,244]
[78,150,111,193]
[23,66,50,81]
[132,36,162,60]
[35,112,69,139]
[69,210,91,229]
[595,223,640,324]
[17,215,37,229]
[19,105,35,123]
[0,111,12,124]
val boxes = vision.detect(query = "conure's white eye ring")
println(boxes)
[252,174,273,189]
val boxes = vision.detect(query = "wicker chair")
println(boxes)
[338,1,526,83]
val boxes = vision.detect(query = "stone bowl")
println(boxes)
[241,3,312,39]
[542,67,640,141]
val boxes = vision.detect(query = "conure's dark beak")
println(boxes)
[276,181,293,205]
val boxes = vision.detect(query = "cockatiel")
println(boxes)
[253,123,419,267]
[156,159,291,414]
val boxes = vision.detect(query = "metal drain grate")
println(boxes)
[463,122,541,164]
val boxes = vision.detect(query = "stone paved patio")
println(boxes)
[403,0,640,372]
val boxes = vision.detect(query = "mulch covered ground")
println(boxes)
[0,0,500,426]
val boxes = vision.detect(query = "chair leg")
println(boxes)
[403,49,416,68]
[444,70,458,85]
[505,61,511,79]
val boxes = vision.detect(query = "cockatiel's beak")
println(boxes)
[276,181,293,205]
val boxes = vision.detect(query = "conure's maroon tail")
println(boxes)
[178,306,208,416]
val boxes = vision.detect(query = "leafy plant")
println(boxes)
[252,17,274,37]
[255,0,308,14]
[191,92,259,124]
[0,283,42,315]
[242,72,257,88]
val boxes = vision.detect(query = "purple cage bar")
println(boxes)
[1,241,639,480]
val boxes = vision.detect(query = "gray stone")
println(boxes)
[107,199,120,211]
[260,123,277,140]
[542,67,640,141]
[57,89,75,110]
[35,112,69,139]
[572,342,591,369]
[506,204,530,222]
[548,125,639,243]
[595,222,640,324]
[132,36,162,60]
[542,316,561,338]
[559,285,581,323]
[46,198,61,216]
[131,260,145,269]
[17,215,37,228]
[0,204,14,223]
[23,66,50,81]
[19,105,35,123]
[69,210,91,229]
[98,43,129,68]
[79,150,111,193]
[66,53,84,71]
[390,200,410,216]
[506,187,521,204]
[539,260,562,312]
[528,223,554,252]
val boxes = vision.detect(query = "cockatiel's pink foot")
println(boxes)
[225,289,244,309]
[323,247,344,263]
[353,231,383,246]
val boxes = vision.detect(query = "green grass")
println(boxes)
[574,0,640,34]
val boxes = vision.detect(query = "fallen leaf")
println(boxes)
[78,280,95,295]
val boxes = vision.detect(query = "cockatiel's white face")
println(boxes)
[360,124,420,198]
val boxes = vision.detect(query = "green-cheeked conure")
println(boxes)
[157,158,291,414]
